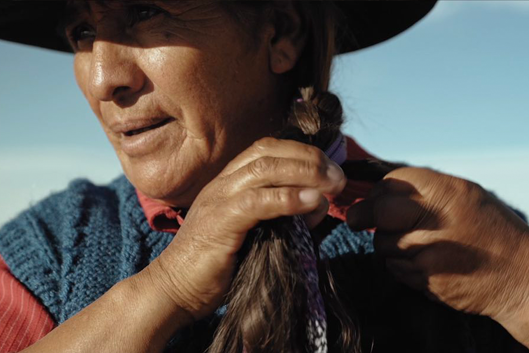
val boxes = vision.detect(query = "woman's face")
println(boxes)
[68,1,293,207]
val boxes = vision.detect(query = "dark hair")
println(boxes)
[209,2,359,352]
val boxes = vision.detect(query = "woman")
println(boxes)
[1,1,528,352]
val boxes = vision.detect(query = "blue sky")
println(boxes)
[1,1,528,226]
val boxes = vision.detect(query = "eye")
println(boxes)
[128,4,165,26]
[67,23,96,51]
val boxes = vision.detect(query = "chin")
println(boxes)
[120,161,196,207]
[117,143,228,208]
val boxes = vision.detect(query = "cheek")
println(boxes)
[144,47,204,100]
[143,47,236,133]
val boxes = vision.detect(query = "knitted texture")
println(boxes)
[1,176,523,352]
[0,176,176,324]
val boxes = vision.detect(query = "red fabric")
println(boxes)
[136,190,185,233]
[0,256,55,353]
[328,136,377,221]
[0,134,376,351]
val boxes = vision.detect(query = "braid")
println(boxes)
[208,87,360,353]
[287,87,344,150]
[288,87,360,352]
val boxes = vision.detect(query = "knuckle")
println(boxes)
[248,156,277,178]
[299,159,323,183]
[235,189,259,214]
[439,176,482,208]
[275,188,298,214]
[252,137,278,152]
[304,144,327,166]
[461,179,485,202]
[451,176,475,194]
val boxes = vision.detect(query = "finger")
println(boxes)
[386,258,427,291]
[346,199,375,231]
[374,230,431,258]
[226,156,346,197]
[386,258,416,273]
[303,195,329,230]
[341,159,407,183]
[368,177,419,199]
[218,187,322,251]
[347,195,430,233]
[391,269,428,292]
[221,137,342,180]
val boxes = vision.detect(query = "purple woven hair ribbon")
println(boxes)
[290,214,329,352]
[304,132,347,352]
[290,132,347,352]
[324,133,347,166]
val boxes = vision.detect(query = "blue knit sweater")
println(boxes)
[0,176,523,352]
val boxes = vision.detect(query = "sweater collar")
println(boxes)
[137,134,375,233]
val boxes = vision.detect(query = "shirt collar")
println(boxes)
[136,190,186,233]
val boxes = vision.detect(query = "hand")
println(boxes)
[346,167,529,344]
[146,137,347,323]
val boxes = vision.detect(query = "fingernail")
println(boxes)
[299,189,320,204]
[327,164,344,182]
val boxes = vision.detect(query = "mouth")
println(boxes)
[117,116,177,157]
[123,117,174,137]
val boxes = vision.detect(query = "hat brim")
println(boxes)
[335,0,437,53]
[0,0,437,54]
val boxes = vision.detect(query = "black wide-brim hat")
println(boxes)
[0,0,437,54]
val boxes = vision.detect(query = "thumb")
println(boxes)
[347,195,431,233]
[303,195,330,230]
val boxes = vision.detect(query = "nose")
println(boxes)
[89,40,145,104]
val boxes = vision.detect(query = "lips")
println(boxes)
[124,118,174,136]
[112,117,175,137]
[111,117,177,157]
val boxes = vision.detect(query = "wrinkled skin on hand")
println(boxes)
[347,167,529,346]
[145,137,346,323]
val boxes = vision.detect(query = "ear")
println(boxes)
[267,2,308,75]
